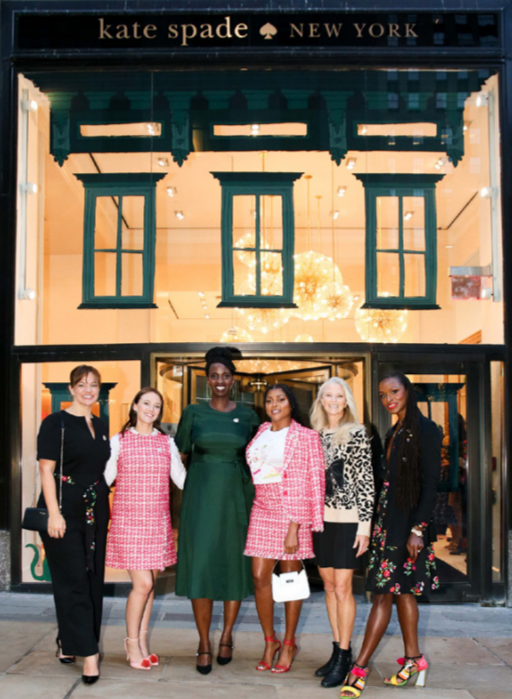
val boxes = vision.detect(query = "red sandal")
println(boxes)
[271,638,298,674]
[256,634,281,671]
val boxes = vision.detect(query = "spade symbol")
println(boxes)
[260,22,278,40]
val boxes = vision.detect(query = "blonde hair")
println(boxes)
[310,377,363,445]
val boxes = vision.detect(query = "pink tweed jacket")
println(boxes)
[246,419,326,532]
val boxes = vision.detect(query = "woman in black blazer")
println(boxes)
[340,372,441,698]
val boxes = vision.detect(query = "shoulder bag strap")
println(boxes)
[58,411,65,511]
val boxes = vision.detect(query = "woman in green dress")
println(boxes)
[175,346,260,675]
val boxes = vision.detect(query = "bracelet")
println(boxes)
[411,527,423,537]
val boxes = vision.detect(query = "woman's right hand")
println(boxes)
[48,512,66,538]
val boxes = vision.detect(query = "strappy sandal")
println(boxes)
[339,663,369,697]
[124,637,151,671]
[383,654,428,687]
[271,638,298,674]
[256,634,281,671]
[140,630,158,666]
[196,650,212,675]
[217,640,234,666]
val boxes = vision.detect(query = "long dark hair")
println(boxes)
[263,383,303,425]
[380,371,421,511]
[121,387,166,435]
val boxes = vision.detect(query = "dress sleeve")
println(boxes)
[411,418,442,529]
[104,434,121,486]
[249,408,260,439]
[352,429,375,538]
[174,405,194,455]
[169,437,187,489]
[308,431,326,532]
[37,413,61,462]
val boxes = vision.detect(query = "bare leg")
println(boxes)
[395,594,421,658]
[276,560,303,668]
[191,598,213,668]
[126,570,155,664]
[218,600,242,660]
[334,569,356,650]
[340,593,393,697]
[139,570,158,657]
[318,566,339,642]
[252,557,280,667]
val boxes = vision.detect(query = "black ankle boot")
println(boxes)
[315,641,340,677]
[321,644,352,688]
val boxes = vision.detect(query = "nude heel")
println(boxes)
[124,637,151,670]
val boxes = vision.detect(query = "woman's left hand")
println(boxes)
[353,534,370,557]
[283,522,300,555]
[407,533,424,562]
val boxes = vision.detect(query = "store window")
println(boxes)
[356,175,442,309]
[212,172,301,308]
[77,173,165,308]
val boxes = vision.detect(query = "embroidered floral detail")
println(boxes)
[411,581,425,596]
[374,558,397,588]
[431,576,440,590]
[425,545,436,578]
[57,475,75,484]
[403,557,417,576]
[390,583,401,595]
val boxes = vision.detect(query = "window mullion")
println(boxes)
[398,195,405,299]
[255,194,261,297]
[116,196,123,297]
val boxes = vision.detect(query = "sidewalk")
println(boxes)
[1,592,511,698]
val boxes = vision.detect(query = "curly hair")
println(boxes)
[121,387,166,435]
[380,371,421,511]
[263,383,303,425]
[205,346,237,376]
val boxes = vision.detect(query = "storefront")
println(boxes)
[0,0,509,604]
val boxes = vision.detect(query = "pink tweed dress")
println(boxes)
[106,430,177,570]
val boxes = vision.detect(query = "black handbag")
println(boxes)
[22,413,65,533]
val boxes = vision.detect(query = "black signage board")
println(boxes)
[15,11,499,52]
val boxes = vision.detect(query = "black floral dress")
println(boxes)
[367,413,442,597]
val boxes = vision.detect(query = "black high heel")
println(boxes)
[82,653,100,685]
[55,637,76,665]
[216,642,234,666]
[196,650,212,675]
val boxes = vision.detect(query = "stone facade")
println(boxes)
[0,531,10,591]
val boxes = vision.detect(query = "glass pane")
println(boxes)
[121,197,145,250]
[261,252,283,296]
[377,252,400,296]
[376,196,399,249]
[233,252,255,295]
[260,195,283,250]
[403,196,425,250]
[404,254,426,296]
[491,362,504,582]
[94,196,118,250]
[121,253,143,296]
[232,195,256,249]
[94,252,116,296]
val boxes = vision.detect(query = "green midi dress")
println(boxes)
[174,402,260,600]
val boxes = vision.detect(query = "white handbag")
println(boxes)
[271,560,311,603]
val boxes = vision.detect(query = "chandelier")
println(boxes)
[354,306,408,343]
[219,326,253,343]
[292,251,344,321]
[238,306,290,334]
[295,333,314,342]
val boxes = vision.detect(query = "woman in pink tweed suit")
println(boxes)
[244,383,325,674]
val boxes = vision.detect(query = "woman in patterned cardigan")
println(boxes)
[310,377,375,688]
[244,383,325,674]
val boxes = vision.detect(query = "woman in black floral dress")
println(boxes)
[340,372,441,698]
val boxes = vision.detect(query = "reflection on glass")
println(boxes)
[403,196,425,250]
[261,252,283,295]
[94,196,118,249]
[233,195,256,247]
[260,195,283,250]
[121,253,143,296]
[94,252,116,296]
[404,254,426,296]
[121,197,145,250]
[376,197,399,249]
[377,252,400,296]
[233,252,255,295]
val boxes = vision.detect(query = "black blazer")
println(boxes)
[379,412,442,547]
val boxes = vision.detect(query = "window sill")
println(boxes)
[78,302,158,309]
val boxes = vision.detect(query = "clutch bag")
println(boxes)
[22,507,49,532]
[271,560,311,603]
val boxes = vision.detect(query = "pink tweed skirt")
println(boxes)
[244,483,315,561]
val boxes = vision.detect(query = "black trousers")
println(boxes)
[40,498,109,658]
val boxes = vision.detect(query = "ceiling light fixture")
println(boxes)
[167,186,177,197]
[251,124,260,136]
[346,158,357,170]
[22,99,38,113]
[480,187,492,198]
[175,211,184,220]
[19,288,36,301]
[23,182,38,194]
[331,210,340,220]
[147,123,156,135]
[403,211,413,221]
[476,92,488,108]
[158,157,169,167]
[337,186,347,197]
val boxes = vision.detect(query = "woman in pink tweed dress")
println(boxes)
[244,384,325,675]
[104,388,186,671]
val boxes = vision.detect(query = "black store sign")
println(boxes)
[16,12,499,51]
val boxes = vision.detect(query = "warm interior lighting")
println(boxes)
[175,211,184,220]
[476,92,488,107]
[435,157,448,170]
[24,182,38,194]
[213,123,308,137]
[403,211,413,221]
[480,187,492,198]
[337,186,347,197]
[331,210,340,220]
[158,157,169,167]
[22,99,38,113]
[357,123,437,137]
[167,186,177,197]
[19,288,36,301]
[80,122,163,137]
[346,158,357,170]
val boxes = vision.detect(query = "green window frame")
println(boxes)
[76,173,165,308]
[211,172,302,308]
[356,174,443,310]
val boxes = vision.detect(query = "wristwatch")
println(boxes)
[411,526,423,537]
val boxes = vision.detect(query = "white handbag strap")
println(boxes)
[272,559,306,574]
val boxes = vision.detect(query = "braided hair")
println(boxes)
[381,371,421,511]
[264,383,303,425]
[205,346,237,376]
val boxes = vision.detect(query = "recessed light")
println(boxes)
[337,186,347,197]
[331,210,340,220]
[403,211,413,221]
[22,99,38,113]
[251,124,260,136]
[23,182,38,194]
[347,158,357,170]
[167,186,177,197]
[445,245,453,249]
[158,157,169,167]
[175,211,184,220]
[480,187,492,198]
[476,92,488,108]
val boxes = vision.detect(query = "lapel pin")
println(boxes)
[233,418,239,423]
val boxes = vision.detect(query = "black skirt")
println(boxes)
[313,522,361,569]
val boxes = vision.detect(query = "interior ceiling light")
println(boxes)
[19,288,36,301]
[251,124,260,135]
[175,211,184,220]
[22,98,38,112]
[337,186,347,197]
[167,186,177,197]
[346,158,357,170]
[158,157,169,167]
[359,125,368,135]
[355,306,408,343]
[146,122,159,135]
[331,210,340,220]
[220,326,253,343]
[463,121,471,132]
[445,245,453,249]
[294,334,314,343]
[480,187,492,198]
[476,92,488,108]
[434,157,448,170]
[403,211,413,221]
[23,182,38,194]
